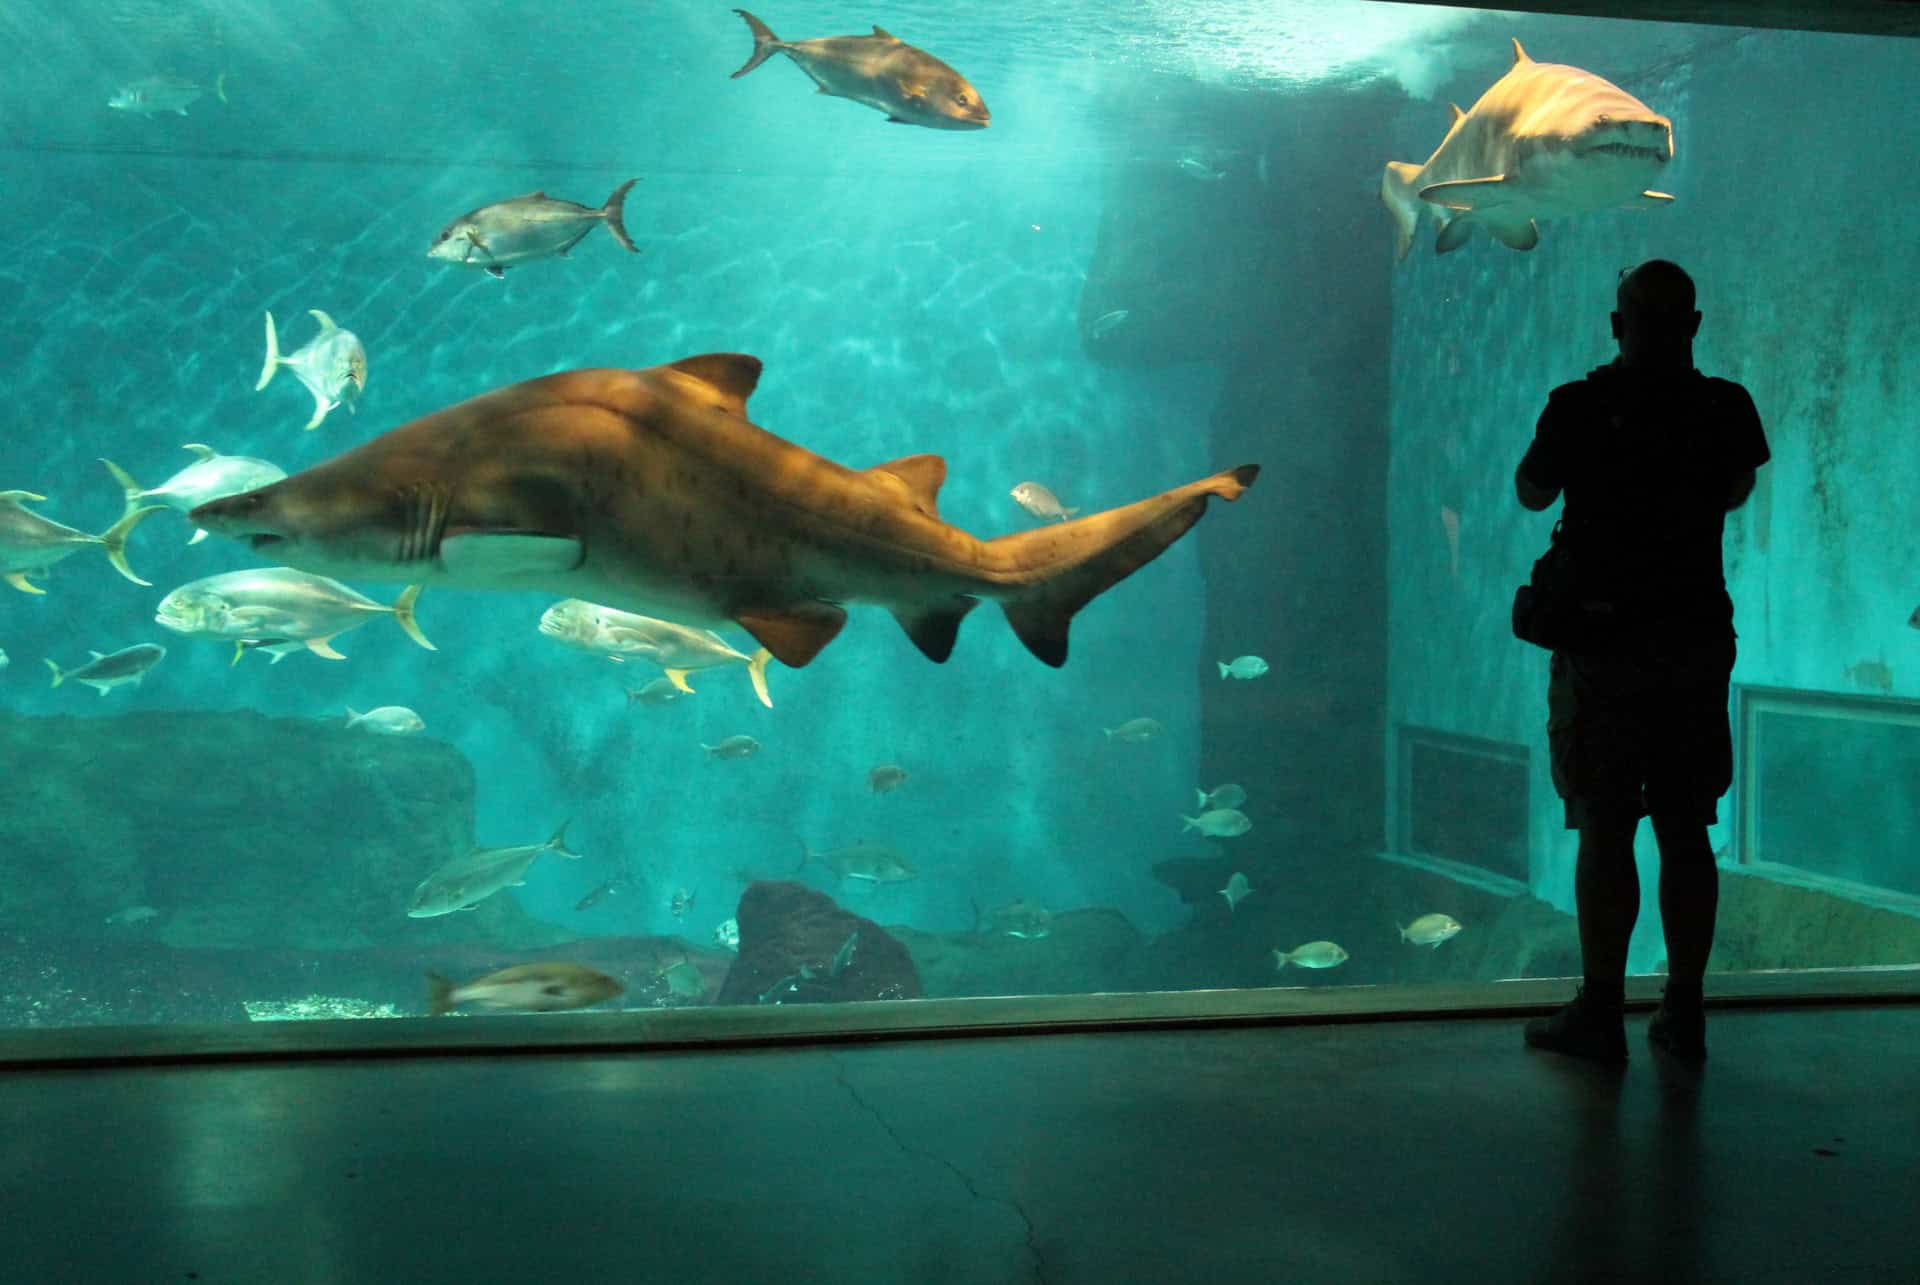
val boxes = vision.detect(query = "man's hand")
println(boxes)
[1515,463,1560,512]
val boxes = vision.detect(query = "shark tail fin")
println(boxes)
[255,311,281,391]
[730,9,785,79]
[426,972,457,1017]
[988,465,1258,667]
[1381,161,1424,262]
[601,179,639,254]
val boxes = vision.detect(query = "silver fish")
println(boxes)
[1104,717,1162,744]
[345,705,424,735]
[986,898,1052,940]
[1088,308,1131,339]
[626,677,684,707]
[659,960,705,1001]
[713,917,741,951]
[670,888,696,917]
[1219,872,1252,911]
[154,569,432,659]
[1196,783,1247,811]
[539,599,772,707]
[408,822,581,918]
[1,490,160,594]
[800,841,916,884]
[257,311,366,431]
[1175,156,1228,181]
[867,763,909,793]
[108,73,226,117]
[1399,913,1463,947]
[1275,941,1349,970]
[427,962,622,1015]
[101,447,285,545]
[1182,808,1251,838]
[428,182,638,279]
[45,643,166,695]
[730,10,988,130]
[1009,481,1078,523]
[703,735,761,760]
[1218,655,1269,680]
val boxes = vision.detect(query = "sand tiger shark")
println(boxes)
[1381,39,1674,259]
[190,354,1257,669]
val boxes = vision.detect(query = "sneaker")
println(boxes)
[1524,986,1628,1064]
[1647,988,1707,1062]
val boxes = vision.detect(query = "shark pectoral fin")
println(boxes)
[306,636,347,660]
[188,528,209,545]
[890,597,980,663]
[865,454,948,519]
[665,353,764,417]
[1418,176,1506,211]
[5,572,44,595]
[439,533,583,577]
[1490,219,1540,251]
[1435,218,1475,255]
[664,668,696,695]
[736,603,848,668]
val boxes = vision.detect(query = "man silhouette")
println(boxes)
[1515,260,1770,1064]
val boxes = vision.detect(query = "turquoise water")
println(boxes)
[3,2,1917,1025]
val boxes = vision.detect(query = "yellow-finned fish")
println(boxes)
[1,490,160,594]
[729,9,988,130]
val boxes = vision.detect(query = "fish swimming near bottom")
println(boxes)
[408,822,582,917]
[46,644,167,695]
[427,962,623,1015]
[1275,941,1348,970]
[799,840,916,885]
[188,354,1258,672]
[1399,913,1463,947]
[2,491,160,593]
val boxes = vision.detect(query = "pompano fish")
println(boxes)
[538,598,773,707]
[1104,718,1162,744]
[257,311,366,431]
[101,447,286,545]
[1219,872,1252,911]
[188,353,1258,673]
[799,840,916,884]
[427,181,638,279]
[1010,481,1078,523]
[1196,783,1247,811]
[154,568,433,659]
[407,822,582,918]
[1,490,160,593]
[46,643,166,695]
[1218,655,1268,680]
[1381,39,1674,259]
[1275,941,1348,970]
[108,73,227,117]
[730,10,988,130]
[346,705,424,735]
[1182,808,1251,838]
[427,962,622,1016]
[1399,913,1463,947]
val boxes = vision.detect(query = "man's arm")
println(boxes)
[1515,462,1560,512]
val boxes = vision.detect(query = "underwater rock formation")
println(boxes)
[716,880,921,1005]
[0,710,569,952]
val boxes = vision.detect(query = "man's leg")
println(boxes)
[1647,814,1715,1060]
[1575,810,1643,1002]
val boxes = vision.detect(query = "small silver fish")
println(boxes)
[730,10,989,130]
[1219,872,1252,911]
[868,763,909,793]
[45,643,166,696]
[714,917,741,951]
[408,822,581,918]
[1275,941,1348,970]
[1009,481,1078,523]
[1182,808,1251,838]
[660,960,705,1001]
[345,705,424,735]
[575,878,624,911]
[626,677,685,707]
[1175,156,1228,181]
[428,962,623,1015]
[101,447,285,546]
[1089,308,1131,339]
[105,905,159,925]
[800,841,916,884]
[1,490,160,594]
[1196,783,1247,811]
[1399,913,1462,947]
[539,599,772,707]
[1104,717,1162,744]
[108,73,227,117]
[703,735,761,760]
[1218,655,1269,680]
[428,182,638,278]
[257,311,366,431]
[671,888,696,917]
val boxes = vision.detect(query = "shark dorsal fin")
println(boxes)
[308,309,339,334]
[866,454,947,520]
[666,353,763,416]
[0,490,47,506]
[1511,37,1530,66]
[1448,102,1465,125]
[872,25,897,40]
[180,443,219,461]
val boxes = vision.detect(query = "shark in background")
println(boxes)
[1381,39,1675,258]
[190,353,1257,670]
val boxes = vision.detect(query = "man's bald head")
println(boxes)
[1612,259,1701,366]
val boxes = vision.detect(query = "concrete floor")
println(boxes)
[2,1002,1917,1283]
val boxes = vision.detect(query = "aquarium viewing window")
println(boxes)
[1392,726,1530,887]
[1733,686,1920,909]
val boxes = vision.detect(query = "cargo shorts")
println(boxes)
[1546,634,1737,830]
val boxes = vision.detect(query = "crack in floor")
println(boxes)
[832,1057,1047,1284]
